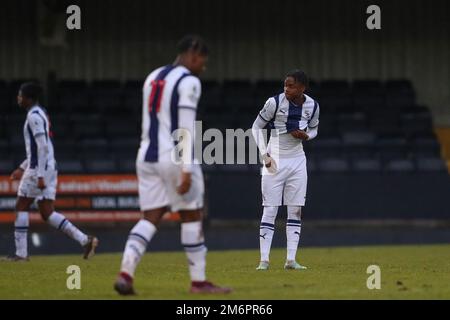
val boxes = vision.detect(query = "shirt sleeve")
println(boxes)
[258,97,277,123]
[27,112,46,137]
[252,98,277,156]
[178,76,202,110]
[308,103,320,128]
[306,103,320,141]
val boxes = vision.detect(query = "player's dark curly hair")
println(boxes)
[19,82,43,102]
[286,70,309,88]
[177,34,209,56]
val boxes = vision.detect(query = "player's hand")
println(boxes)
[177,171,192,195]
[10,168,24,181]
[262,153,277,174]
[37,177,46,190]
[290,129,309,140]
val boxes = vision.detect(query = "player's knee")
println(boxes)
[287,206,302,220]
[179,209,202,223]
[262,206,278,220]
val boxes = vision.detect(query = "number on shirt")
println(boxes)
[148,80,166,113]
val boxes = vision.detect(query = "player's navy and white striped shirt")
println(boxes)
[137,65,201,164]
[258,93,320,157]
[23,105,56,171]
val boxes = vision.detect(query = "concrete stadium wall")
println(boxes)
[205,171,450,220]
[0,0,449,124]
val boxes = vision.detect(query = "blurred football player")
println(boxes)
[2,82,98,262]
[114,35,231,295]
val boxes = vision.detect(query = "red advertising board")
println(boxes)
[0,175,180,223]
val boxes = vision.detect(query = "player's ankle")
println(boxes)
[119,272,133,283]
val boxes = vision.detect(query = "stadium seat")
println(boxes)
[84,159,117,173]
[117,158,136,173]
[317,158,350,173]
[0,81,11,112]
[384,159,415,173]
[222,80,255,111]
[72,121,105,139]
[90,80,123,113]
[318,80,352,110]
[352,80,386,109]
[376,135,410,160]
[105,120,139,138]
[385,79,415,108]
[0,158,15,174]
[310,137,342,157]
[254,80,283,106]
[337,112,368,133]
[123,80,142,113]
[57,160,85,174]
[79,138,109,156]
[306,158,317,173]
[57,80,90,113]
[342,131,377,158]
[110,138,139,159]
[411,136,442,158]
[0,138,9,154]
[200,80,222,110]
[351,158,382,173]
[416,158,447,172]
[400,111,433,136]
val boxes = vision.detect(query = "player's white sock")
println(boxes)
[259,206,278,262]
[14,211,29,258]
[47,212,89,246]
[286,206,302,261]
[181,221,207,282]
[120,219,157,278]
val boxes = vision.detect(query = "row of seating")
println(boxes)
[0,78,415,114]
[0,157,445,175]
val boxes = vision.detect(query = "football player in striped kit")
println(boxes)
[114,35,231,295]
[252,70,320,270]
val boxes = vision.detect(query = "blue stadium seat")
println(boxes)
[351,158,382,173]
[222,80,255,111]
[385,80,415,108]
[57,80,90,112]
[411,136,441,158]
[318,80,352,110]
[342,131,377,158]
[123,80,142,113]
[416,158,447,173]
[352,80,386,109]
[57,160,85,174]
[318,158,350,173]
[117,158,136,173]
[0,158,15,174]
[376,135,410,160]
[310,137,342,157]
[90,80,123,113]
[84,159,117,173]
[384,159,415,173]
[337,112,368,133]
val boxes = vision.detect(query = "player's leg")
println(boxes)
[115,161,169,295]
[172,165,231,294]
[14,197,33,259]
[283,156,307,270]
[37,199,98,259]
[258,163,285,269]
[1,197,33,261]
[115,206,166,295]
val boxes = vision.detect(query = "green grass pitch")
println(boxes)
[0,244,449,299]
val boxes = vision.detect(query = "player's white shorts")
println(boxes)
[261,154,307,206]
[136,160,204,212]
[17,168,58,201]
